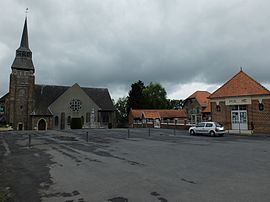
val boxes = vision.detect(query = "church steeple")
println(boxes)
[11,17,35,72]
[20,17,30,49]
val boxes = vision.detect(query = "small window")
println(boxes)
[206,123,213,127]
[216,105,221,112]
[259,103,264,111]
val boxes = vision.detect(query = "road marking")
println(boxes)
[2,138,11,156]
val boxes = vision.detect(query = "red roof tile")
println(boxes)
[209,70,270,98]
[187,91,211,107]
[130,109,187,119]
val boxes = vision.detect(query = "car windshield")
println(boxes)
[215,122,223,127]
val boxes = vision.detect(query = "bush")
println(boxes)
[70,118,82,129]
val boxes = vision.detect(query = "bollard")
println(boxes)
[148,128,150,136]
[86,132,89,142]
[28,134,31,148]
[128,128,130,138]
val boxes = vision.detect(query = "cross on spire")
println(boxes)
[25,8,29,17]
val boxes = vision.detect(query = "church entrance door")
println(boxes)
[18,123,23,130]
[38,119,46,130]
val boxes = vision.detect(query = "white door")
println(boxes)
[231,110,248,130]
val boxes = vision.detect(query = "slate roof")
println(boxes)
[33,85,69,115]
[33,84,115,115]
[130,109,187,119]
[209,70,270,99]
[12,17,34,72]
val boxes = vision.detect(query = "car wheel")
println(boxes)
[190,130,195,136]
[209,131,216,137]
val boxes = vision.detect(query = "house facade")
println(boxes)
[209,70,270,134]
[129,109,187,129]
[1,17,116,130]
[183,91,211,124]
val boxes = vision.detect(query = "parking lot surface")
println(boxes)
[1,128,270,202]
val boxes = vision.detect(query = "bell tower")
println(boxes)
[8,17,35,130]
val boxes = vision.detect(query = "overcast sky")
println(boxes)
[1,0,270,101]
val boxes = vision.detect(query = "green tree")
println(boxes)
[167,99,184,109]
[143,82,168,109]
[114,96,128,125]
[127,80,145,111]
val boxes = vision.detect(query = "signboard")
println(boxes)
[225,97,251,105]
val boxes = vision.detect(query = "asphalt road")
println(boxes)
[1,128,270,202]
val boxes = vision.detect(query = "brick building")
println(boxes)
[209,70,270,134]
[129,109,187,129]
[183,91,211,124]
[0,18,115,130]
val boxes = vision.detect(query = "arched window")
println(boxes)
[60,112,65,129]
[55,116,59,126]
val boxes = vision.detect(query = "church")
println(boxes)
[0,18,116,130]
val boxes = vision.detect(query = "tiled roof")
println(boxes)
[130,109,187,119]
[186,91,211,107]
[33,84,115,115]
[143,111,161,119]
[209,70,270,98]
[202,103,211,113]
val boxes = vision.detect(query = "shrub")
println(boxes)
[108,123,112,129]
[70,118,82,129]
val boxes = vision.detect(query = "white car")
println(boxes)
[189,122,225,137]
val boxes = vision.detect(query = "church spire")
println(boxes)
[11,16,34,72]
[20,17,29,49]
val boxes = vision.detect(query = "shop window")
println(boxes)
[259,103,264,111]
[216,105,221,112]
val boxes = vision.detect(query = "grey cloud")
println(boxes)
[1,0,270,99]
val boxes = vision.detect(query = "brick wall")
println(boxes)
[211,101,231,130]
[248,99,270,133]
[211,99,270,133]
